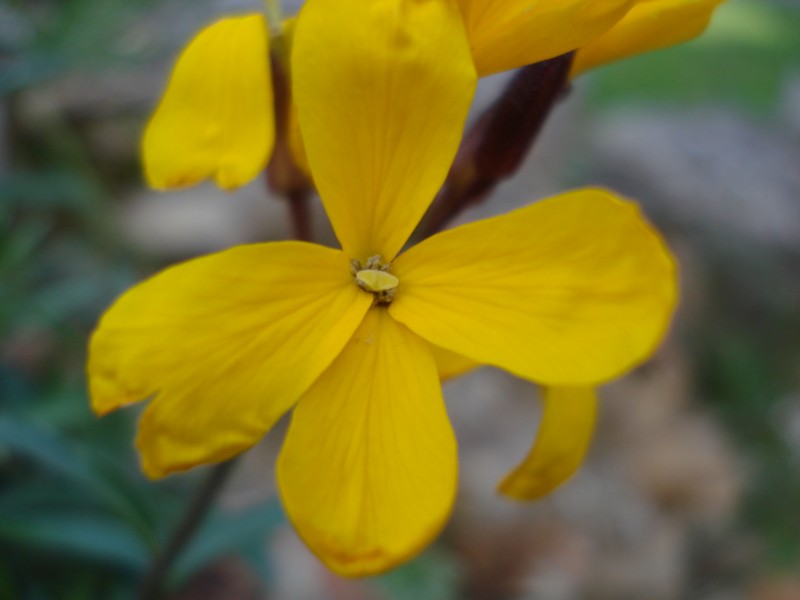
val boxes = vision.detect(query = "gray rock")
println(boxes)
[588,108,800,254]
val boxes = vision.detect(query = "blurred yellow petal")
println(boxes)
[274,16,312,180]
[433,344,479,381]
[292,0,476,261]
[390,188,678,385]
[498,387,596,500]
[287,102,311,180]
[278,309,457,577]
[572,0,726,76]
[88,242,371,477]
[143,15,274,191]
[457,0,633,76]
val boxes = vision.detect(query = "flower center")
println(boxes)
[351,255,398,305]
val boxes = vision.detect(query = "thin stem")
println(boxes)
[287,189,312,242]
[419,52,575,237]
[137,459,238,600]
[265,51,314,239]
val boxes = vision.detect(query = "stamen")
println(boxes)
[351,255,398,304]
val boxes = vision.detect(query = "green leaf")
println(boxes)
[0,561,17,600]
[0,219,51,275]
[0,416,156,545]
[0,511,148,570]
[0,170,97,213]
[170,502,284,586]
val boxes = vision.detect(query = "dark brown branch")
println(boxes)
[420,52,575,237]
[266,53,313,242]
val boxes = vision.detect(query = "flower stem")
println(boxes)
[265,51,314,239]
[419,52,575,237]
[287,189,312,242]
[137,459,238,600]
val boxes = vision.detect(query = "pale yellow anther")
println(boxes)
[355,269,399,293]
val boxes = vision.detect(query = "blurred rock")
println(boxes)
[118,184,287,258]
[606,344,743,522]
[588,109,800,254]
[117,183,336,259]
[269,529,378,600]
[16,69,163,121]
[443,330,744,599]
[780,71,800,136]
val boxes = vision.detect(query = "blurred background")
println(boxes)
[2,0,800,598]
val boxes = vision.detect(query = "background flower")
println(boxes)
[142,14,275,190]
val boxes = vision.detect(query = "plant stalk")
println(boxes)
[419,52,575,237]
[137,459,238,600]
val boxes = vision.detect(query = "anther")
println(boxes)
[351,255,398,304]
[355,269,399,293]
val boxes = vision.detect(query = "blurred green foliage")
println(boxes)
[1,0,162,94]
[695,253,800,568]
[586,0,800,117]
[0,225,283,594]
[1,1,286,597]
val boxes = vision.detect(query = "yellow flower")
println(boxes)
[142,14,276,190]
[572,0,728,76]
[456,0,634,76]
[89,0,677,576]
[456,0,726,76]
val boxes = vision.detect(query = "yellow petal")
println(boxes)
[457,0,634,76]
[498,387,596,500]
[88,242,371,477]
[278,309,457,577]
[390,188,678,385]
[433,344,479,382]
[292,0,476,261]
[142,15,274,191]
[572,0,726,76]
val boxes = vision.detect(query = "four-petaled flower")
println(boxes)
[91,0,678,576]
